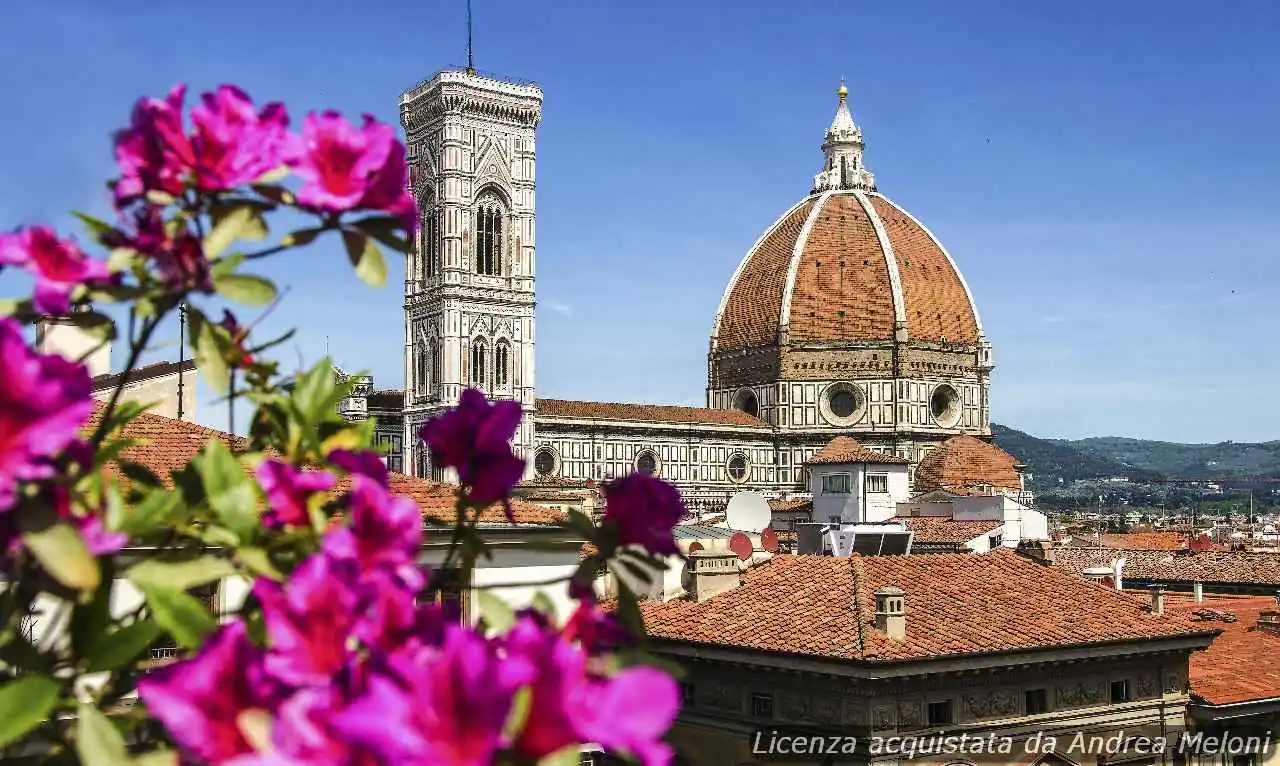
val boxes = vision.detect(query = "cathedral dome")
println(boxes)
[710,88,983,352]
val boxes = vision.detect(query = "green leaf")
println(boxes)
[236,547,284,581]
[254,167,291,185]
[0,675,61,747]
[72,211,117,241]
[502,686,532,742]
[194,440,259,541]
[281,227,325,247]
[194,312,231,395]
[205,206,266,258]
[475,589,515,634]
[141,586,216,650]
[530,591,559,622]
[292,358,337,421]
[341,230,387,288]
[538,747,583,766]
[352,216,412,254]
[127,556,236,593]
[76,702,129,766]
[24,523,101,591]
[118,486,182,536]
[129,750,179,766]
[214,274,278,306]
[117,459,162,488]
[71,558,115,657]
[209,252,246,281]
[106,247,141,273]
[615,583,647,645]
[84,619,164,672]
[563,509,597,540]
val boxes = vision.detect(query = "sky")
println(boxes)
[2,0,1279,444]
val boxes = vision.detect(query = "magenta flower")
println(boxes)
[0,318,94,513]
[257,459,335,528]
[419,388,525,508]
[46,484,127,555]
[573,667,679,766]
[112,85,193,204]
[503,615,585,760]
[107,206,212,292]
[0,226,109,314]
[327,448,389,487]
[602,473,686,556]
[333,626,521,766]
[562,599,635,655]
[138,621,275,764]
[323,474,422,581]
[189,85,291,191]
[255,554,358,687]
[285,112,417,229]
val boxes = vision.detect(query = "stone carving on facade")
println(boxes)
[962,689,1019,720]
[1163,669,1187,695]
[896,699,922,729]
[1056,679,1107,708]
[841,697,870,726]
[810,694,841,725]
[1135,673,1157,699]
[778,692,810,721]
[872,704,896,731]
[699,682,743,713]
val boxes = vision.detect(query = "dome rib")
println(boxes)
[869,193,984,341]
[711,197,814,351]
[851,190,907,339]
[778,191,833,339]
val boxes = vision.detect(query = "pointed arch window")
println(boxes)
[470,340,487,387]
[475,191,505,276]
[495,340,510,387]
[416,344,429,396]
[429,337,441,388]
[423,208,440,278]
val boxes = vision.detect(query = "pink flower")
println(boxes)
[112,85,193,204]
[573,667,678,766]
[602,473,686,556]
[257,459,335,528]
[419,388,525,509]
[562,599,635,655]
[189,85,291,191]
[138,621,276,764]
[285,112,417,229]
[107,207,212,292]
[327,448,388,487]
[0,227,109,314]
[323,474,423,586]
[332,626,521,766]
[255,555,359,687]
[503,616,585,760]
[46,484,127,555]
[0,318,94,513]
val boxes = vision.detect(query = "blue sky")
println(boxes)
[2,0,1278,444]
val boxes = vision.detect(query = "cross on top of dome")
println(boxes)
[813,81,876,193]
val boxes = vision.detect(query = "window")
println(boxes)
[926,700,953,727]
[416,345,429,396]
[534,449,556,477]
[751,693,773,718]
[727,454,748,482]
[495,341,510,387]
[422,568,468,624]
[429,338,440,389]
[680,683,695,704]
[475,193,504,276]
[470,341,486,386]
[821,473,851,494]
[423,209,440,277]
[989,533,1004,548]
[416,445,430,478]
[830,390,858,417]
[733,389,758,417]
[1025,688,1049,715]
[828,515,841,524]
[866,474,888,493]
[1110,680,1130,703]
[636,451,657,476]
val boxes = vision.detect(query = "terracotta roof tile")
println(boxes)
[789,194,897,343]
[1167,594,1280,705]
[899,517,1003,545]
[1048,547,1280,586]
[637,550,1216,662]
[806,436,908,465]
[913,435,1023,495]
[769,499,812,513]
[869,195,979,344]
[86,403,560,527]
[91,360,195,393]
[717,199,816,350]
[535,399,767,428]
[1093,532,1188,551]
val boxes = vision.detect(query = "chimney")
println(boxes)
[1193,581,1204,603]
[686,551,740,603]
[874,586,906,642]
[1150,585,1166,616]
[1258,609,1280,635]
[1113,557,1126,591]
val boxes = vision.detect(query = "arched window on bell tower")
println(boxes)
[429,337,440,389]
[416,344,429,397]
[495,340,510,388]
[423,208,440,278]
[474,190,506,276]
[470,340,487,387]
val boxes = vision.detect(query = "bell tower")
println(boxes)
[399,69,543,478]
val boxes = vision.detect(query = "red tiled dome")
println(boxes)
[711,190,982,352]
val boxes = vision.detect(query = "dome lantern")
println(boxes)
[813,81,876,193]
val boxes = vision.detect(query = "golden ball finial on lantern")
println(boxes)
[837,81,849,101]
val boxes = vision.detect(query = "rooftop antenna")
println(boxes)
[324,336,330,358]
[466,0,476,75]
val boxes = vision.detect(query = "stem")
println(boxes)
[90,311,166,449]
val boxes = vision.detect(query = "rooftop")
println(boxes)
[913,435,1024,495]
[1166,594,1280,706]
[85,404,561,527]
[1049,547,1280,586]
[806,436,908,466]
[637,549,1215,663]
[898,517,1003,545]
[92,359,195,393]
[535,399,767,428]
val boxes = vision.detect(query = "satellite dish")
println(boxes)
[761,528,779,553]
[729,532,753,561]
[687,541,704,554]
[725,491,770,533]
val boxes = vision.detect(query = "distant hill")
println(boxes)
[991,424,1280,485]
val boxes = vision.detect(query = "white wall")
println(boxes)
[809,463,910,524]
[952,496,1049,547]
